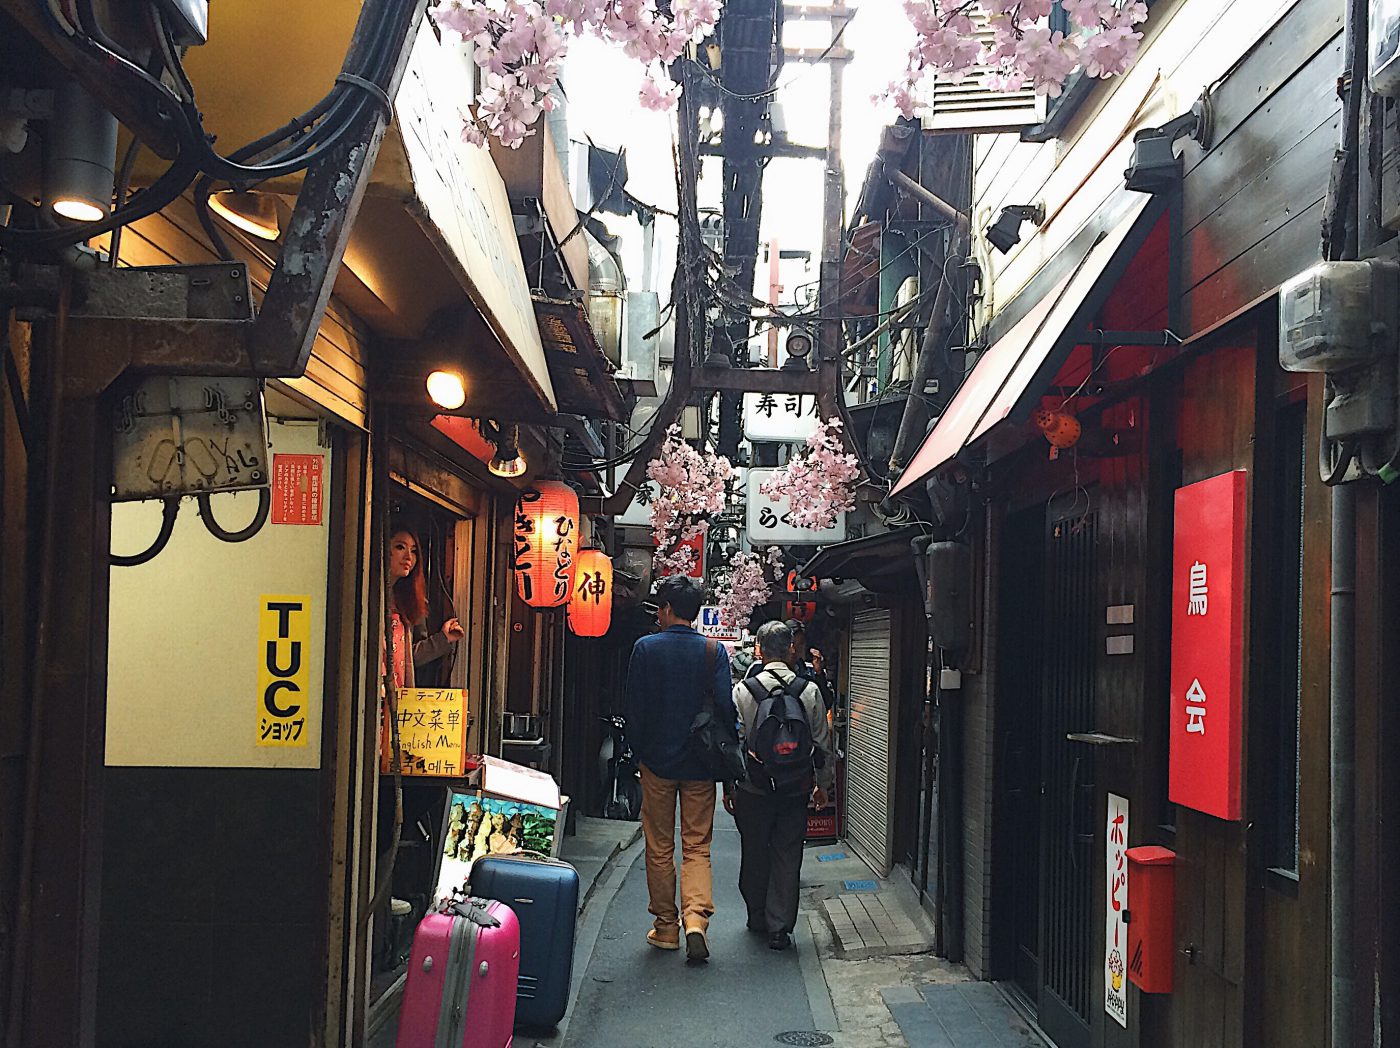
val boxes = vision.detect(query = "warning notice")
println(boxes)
[271,453,324,526]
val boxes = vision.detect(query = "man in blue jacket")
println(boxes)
[624,575,735,962]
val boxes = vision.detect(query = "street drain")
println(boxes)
[774,1033,834,1046]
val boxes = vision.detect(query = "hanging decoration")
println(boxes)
[759,418,861,532]
[646,425,732,578]
[568,548,614,636]
[716,546,784,629]
[512,480,580,608]
[1034,407,1082,449]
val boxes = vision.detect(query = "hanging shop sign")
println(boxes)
[270,453,324,525]
[513,481,580,608]
[257,594,312,748]
[746,468,847,545]
[653,528,705,579]
[743,391,820,444]
[1168,470,1247,821]
[381,687,470,777]
[568,549,614,637]
[1105,792,1130,1028]
[616,480,661,527]
[698,605,741,645]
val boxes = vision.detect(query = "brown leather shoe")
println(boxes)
[684,925,710,962]
[647,928,680,951]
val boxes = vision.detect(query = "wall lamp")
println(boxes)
[426,369,467,410]
[985,204,1045,254]
[486,422,527,478]
[1124,92,1214,194]
[45,82,117,223]
[781,328,814,371]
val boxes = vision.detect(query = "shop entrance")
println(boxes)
[996,499,1097,1048]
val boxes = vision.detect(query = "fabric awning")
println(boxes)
[891,193,1163,495]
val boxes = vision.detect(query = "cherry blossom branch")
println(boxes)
[759,418,861,532]
[646,425,733,575]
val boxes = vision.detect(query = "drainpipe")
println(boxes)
[1326,0,1365,1043]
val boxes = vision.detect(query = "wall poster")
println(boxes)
[1105,792,1129,1028]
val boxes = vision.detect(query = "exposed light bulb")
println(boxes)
[426,370,467,410]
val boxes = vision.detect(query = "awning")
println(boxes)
[798,527,920,583]
[891,193,1164,495]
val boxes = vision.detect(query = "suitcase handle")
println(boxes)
[448,897,502,929]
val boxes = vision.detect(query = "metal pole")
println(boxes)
[816,8,849,422]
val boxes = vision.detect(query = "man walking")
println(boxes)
[624,575,735,962]
[726,620,834,951]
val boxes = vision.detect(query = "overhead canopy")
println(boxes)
[533,297,628,420]
[798,528,920,585]
[892,194,1164,495]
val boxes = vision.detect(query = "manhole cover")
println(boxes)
[775,1033,834,1047]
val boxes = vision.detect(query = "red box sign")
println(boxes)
[1168,470,1246,820]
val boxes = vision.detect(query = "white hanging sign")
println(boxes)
[1105,792,1129,1028]
[615,480,660,527]
[742,391,820,444]
[745,468,847,545]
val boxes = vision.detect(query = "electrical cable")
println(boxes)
[110,497,180,566]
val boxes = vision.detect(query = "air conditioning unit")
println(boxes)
[1373,0,1400,94]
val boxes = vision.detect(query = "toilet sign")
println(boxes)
[697,605,740,644]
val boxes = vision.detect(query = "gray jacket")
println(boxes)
[732,662,835,794]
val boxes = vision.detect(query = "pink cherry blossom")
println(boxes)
[759,418,861,532]
[646,426,732,575]
[639,76,681,111]
[716,549,773,629]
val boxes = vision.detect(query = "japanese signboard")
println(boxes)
[1169,470,1247,821]
[257,594,311,747]
[270,453,325,526]
[1105,793,1130,1028]
[654,529,705,579]
[381,687,470,776]
[743,391,820,444]
[746,468,847,545]
[697,605,741,645]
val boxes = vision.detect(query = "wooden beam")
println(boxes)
[691,366,819,394]
[249,0,425,376]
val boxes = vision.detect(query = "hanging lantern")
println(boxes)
[568,549,614,637]
[513,481,579,608]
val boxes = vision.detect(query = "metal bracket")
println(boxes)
[62,263,255,396]
[691,365,820,394]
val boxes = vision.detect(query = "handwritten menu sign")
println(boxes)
[381,688,469,776]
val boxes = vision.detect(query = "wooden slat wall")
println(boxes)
[116,198,371,429]
[969,0,1317,327]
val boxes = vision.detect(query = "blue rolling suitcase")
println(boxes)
[470,855,580,1030]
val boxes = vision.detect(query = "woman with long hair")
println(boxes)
[386,524,465,691]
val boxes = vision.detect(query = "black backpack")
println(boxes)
[743,673,814,794]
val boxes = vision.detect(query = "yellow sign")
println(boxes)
[382,688,470,776]
[257,594,312,747]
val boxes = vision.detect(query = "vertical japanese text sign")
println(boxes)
[1104,793,1130,1027]
[258,594,311,747]
[1169,470,1247,820]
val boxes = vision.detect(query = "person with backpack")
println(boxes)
[624,575,736,962]
[724,620,834,951]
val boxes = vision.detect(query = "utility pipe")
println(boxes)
[1327,0,1365,1043]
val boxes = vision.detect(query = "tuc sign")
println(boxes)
[1168,470,1247,821]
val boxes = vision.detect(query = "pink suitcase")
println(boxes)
[396,898,520,1048]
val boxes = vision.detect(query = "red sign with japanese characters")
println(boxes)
[271,454,324,526]
[1169,470,1246,820]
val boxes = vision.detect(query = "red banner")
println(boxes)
[1168,470,1246,821]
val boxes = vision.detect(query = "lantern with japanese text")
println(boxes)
[568,549,613,637]
[513,481,579,608]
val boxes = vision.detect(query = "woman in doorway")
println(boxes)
[387,524,465,689]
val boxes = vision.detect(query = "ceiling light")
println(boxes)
[426,370,467,410]
[985,203,1045,254]
[1124,92,1213,195]
[208,190,281,240]
[489,423,528,478]
[46,82,117,224]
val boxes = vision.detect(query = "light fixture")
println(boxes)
[781,328,814,371]
[488,422,527,478]
[426,370,467,410]
[208,190,280,240]
[985,203,1045,254]
[1124,91,1213,194]
[45,81,117,223]
[703,334,734,369]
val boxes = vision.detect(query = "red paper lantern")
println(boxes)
[568,549,613,637]
[513,481,579,608]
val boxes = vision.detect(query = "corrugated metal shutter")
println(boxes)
[918,14,1047,133]
[845,609,893,874]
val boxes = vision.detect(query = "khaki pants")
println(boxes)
[639,765,717,935]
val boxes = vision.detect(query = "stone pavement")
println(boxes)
[559,815,643,911]
[880,983,1048,1048]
